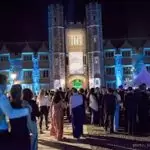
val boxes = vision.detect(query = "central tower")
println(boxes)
[65,23,88,89]
[48,2,104,89]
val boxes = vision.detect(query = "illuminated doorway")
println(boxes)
[72,79,83,89]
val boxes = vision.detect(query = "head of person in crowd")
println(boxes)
[0,74,7,94]
[89,88,95,95]
[23,88,33,102]
[66,88,70,92]
[79,88,84,94]
[45,91,49,96]
[107,88,114,94]
[101,87,107,95]
[53,91,61,104]
[38,89,45,99]
[139,83,147,91]
[119,85,123,90]
[72,88,78,94]
[10,84,22,108]
[113,89,118,95]
[59,87,62,92]
[50,90,55,96]
[127,87,133,92]
[95,87,100,93]
[147,88,150,95]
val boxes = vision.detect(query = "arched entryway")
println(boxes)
[67,75,87,89]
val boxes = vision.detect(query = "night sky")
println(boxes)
[0,0,150,42]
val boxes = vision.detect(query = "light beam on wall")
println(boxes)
[32,54,40,94]
[133,52,144,76]
[115,54,123,88]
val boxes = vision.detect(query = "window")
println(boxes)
[23,71,32,80]
[106,82,116,88]
[105,51,114,58]
[105,67,115,75]
[40,70,49,78]
[0,56,9,62]
[122,50,131,57]
[70,35,82,46]
[123,66,132,74]
[145,50,150,56]
[23,55,32,61]
[40,55,49,61]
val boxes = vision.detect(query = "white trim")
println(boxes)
[87,25,100,28]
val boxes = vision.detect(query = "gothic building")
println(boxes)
[0,2,150,93]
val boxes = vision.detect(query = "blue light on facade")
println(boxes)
[9,58,22,85]
[32,54,40,94]
[132,53,144,76]
[115,54,123,88]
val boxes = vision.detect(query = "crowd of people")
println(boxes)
[0,73,150,150]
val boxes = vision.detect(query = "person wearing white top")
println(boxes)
[69,88,84,139]
[37,89,49,133]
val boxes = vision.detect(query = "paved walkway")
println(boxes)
[87,125,150,150]
[39,124,150,150]
[38,123,91,150]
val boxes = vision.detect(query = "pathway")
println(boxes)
[38,123,91,150]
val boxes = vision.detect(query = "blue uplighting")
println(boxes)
[115,54,123,88]
[32,54,40,95]
[133,53,144,75]
[9,58,22,85]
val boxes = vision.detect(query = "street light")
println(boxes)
[11,73,17,84]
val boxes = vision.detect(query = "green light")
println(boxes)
[72,79,83,89]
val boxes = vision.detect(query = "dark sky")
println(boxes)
[0,0,150,41]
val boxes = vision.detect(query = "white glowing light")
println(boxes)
[89,78,94,88]
[11,73,17,80]
[69,52,84,74]
[60,79,65,88]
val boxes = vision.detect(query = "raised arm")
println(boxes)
[0,95,29,119]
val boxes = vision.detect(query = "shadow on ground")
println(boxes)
[87,135,150,150]
[39,138,91,150]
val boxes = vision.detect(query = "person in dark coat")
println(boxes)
[124,87,137,135]
[23,88,40,150]
[103,88,116,133]
[138,84,149,134]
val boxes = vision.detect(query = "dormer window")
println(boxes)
[105,67,115,75]
[0,55,9,62]
[23,55,32,61]
[40,55,49,61]
[121,50,131,57]
[105,51,114,58]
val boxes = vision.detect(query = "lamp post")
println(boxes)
[11,73,17,84]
